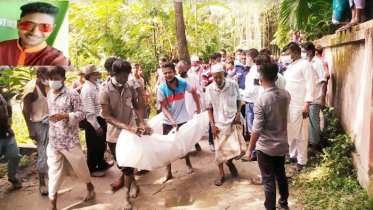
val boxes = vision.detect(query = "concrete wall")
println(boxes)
[315,20,373,196]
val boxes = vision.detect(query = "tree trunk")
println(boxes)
[174,0,191,66]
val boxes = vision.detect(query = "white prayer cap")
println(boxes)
[211,64,224,73]
[191,55,199,62]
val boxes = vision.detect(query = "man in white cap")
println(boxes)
[81,64,114,177]
[189,55,205,111]
[205,64,246,186]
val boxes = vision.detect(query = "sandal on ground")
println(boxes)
[8,178,22,189]
[250,177,263,185]
[214,177,226,186]
[110,180,124,190]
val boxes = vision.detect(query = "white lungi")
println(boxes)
[288,106,309,165]
[47,144,91,198]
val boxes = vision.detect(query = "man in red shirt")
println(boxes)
[0,2,68,66]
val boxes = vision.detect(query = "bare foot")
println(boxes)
[162,174,173,183]
[39,185,48,196]
[121,197,133,210]
[186,165,194,174]
[84,190,96,201]
[130,185,139,198]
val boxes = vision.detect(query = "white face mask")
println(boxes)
[111,77,123,87]
[282,55,293,64]
[191,66,199,71]
[41,80,49,86]
[49,81,63,90]
[301,52,307,59]
[96,79,101,85]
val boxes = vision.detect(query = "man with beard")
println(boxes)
[176,60,202,151]
[205,64,246,186]
[158,62,201,183]
[0,2,68,66]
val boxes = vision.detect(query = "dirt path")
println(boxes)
[0,137,303,210]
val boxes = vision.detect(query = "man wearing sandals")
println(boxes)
[100,59,150,210]
[0,93,22,189]
[205,64,246,186]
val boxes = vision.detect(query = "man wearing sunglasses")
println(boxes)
[0,2,68,66]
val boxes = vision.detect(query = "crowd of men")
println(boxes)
[0,40,329,210]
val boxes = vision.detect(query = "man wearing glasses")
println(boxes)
[0,2,68,66]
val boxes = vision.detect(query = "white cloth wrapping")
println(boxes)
[116,112,209,170]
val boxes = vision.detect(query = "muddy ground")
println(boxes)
[0,137,304,210]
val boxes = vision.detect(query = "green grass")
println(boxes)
[291,107,373,210]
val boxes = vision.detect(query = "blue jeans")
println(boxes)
[0,136,21,179]
[309,104,321,145]
[246,103,256,157]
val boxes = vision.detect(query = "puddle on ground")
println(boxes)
[164,191,219,208]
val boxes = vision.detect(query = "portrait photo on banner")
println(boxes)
[0,0,69,66]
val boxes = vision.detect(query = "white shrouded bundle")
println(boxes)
[116,112,209,170]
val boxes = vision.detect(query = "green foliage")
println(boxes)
[0,66,36,103]
[292,106,373,210]
[273,0,333,48]
[12,111,34,145]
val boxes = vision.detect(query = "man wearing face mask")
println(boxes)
[301,42,327,154]
[81,64,113,178]
[22,66,50,195]
[283,42,315,171]
[100,59,150,210]
[229,51,250,90]
[242,48,260,161]
[46,66,95,210]
[0,2,68,66]
[234,49,244,67]
[176,60,202,151]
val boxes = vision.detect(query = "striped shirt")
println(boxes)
[202,69,214,85]
[81,80,101,130]
[157,78,194,125]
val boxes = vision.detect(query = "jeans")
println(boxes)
[0,136,21,179]
[309,104,321,146]
[246,103,256,157]
[257,150,289,210]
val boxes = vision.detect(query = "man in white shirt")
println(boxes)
[284,42,315,171]
[205,64,246,186]
[177,60,202,151]
[242,49,259,161]
[301,42,327,153]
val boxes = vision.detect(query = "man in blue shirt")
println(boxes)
[228,58,250,90]
[157,62,201,183]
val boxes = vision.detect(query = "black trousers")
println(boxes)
[257,150,289,210]
[108,142,134,176]
[163,122,185,135]
[86,117,108,172]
